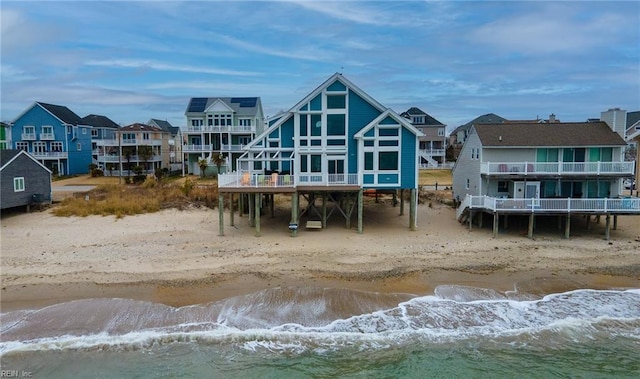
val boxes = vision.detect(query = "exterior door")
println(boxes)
[328,156,345,183]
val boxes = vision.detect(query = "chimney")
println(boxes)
[600,108,627,139]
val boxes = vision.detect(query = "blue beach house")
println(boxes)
[218,73,424,236]
[11,102,92,176]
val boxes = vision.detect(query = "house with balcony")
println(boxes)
[448,113,506,161]
[10,102,92,176]
[183,97,264,175]
[1,122,10,149]
[110,123,170,177]
[82,114,120,170]
[148,118,182,172]
[217,73,424,236]
[400,107,446,168]
[452,121,639,239]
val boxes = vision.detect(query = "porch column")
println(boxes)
[322,193,327,228]
[605,214,611,240]
[613,215,618,230]
[255,193,261,237]
[357,189,363,234]
[249,193,255,227]
[493,212,499,237]
[238,193,243,217]
[409,188,417,231]
[270,194,275,218]
[468,210,473,230]
[218,193,224,236]
[528,213,534,239]
[229,193,234,227]
[564,215,571,239]
[399,189,405,216]
[290,191,299,237]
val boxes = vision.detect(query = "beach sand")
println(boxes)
[1,195,639,312]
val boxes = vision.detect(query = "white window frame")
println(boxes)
[239,118,252,127]
[14,177,25,192]
[51,141,63,152]
[77,142,82,151]
[82,127,87,134]
[16,141,28,151]
[438,128,445,136]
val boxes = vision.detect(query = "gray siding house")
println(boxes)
[1,149,52,210]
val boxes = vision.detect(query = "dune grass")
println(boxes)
[419,169,452,185]
[52,178,220,218]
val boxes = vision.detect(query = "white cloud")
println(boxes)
[84,59,261,77]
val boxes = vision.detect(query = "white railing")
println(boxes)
[419,148,445,156]
[218,172,361,188]
[40,133,55,140]
[21,133,36,140]
[459,195,640,214]
[482,161,635,176]
[184,125,254,133]
[220,144,246,152]
[183,144,213,152]
[31,152,68,158]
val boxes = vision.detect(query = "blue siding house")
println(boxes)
[11,102,92,175]
[218,73,423,236]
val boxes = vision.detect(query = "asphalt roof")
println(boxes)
[400,107,444,126]
[80,114,119,128]
[475,122,627,147]
[120,123,165,132]
[451,113,506,135]
[38,102,82,125]
[626,111,640,128]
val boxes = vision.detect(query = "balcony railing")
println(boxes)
[40,133,55,140]
[218,172,361,189]
[419,148,445,156]
[183,144,213,152]
[31,152,68,159]
[94,139,163,146]
[21,133,36,140]
[461,195,640,214]
[220,144,246,152]
[184,125,254,133]
[96,155,162,163]
[481,161,635,176]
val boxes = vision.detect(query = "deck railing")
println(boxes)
[481,161,635,176]
[218,172,361,189]
[460,195,640,214]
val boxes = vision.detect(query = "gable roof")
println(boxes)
[451,113,506,135]
[626,111,640,128]
[1,149,52,173]
[120,123,166,133]
[474,122,627,147]
[81,114,119,128]
[185,97,262,117]
[246,73,390,150]
[37,102,82,125]
[400,107,445,126]
[354,109,424,139]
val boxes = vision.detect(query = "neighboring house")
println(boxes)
[1,149,52,210]
[148,118,183,172]
[116,123,170,176]
[10,102,92,176]
[0,122,10,149]
[448,113,506,160]
[183,97,265,175]
[400,107,447,168]
[217,73,424,236]
[452,121,639,239]
[625,110,640,194]
[81,114,120,170]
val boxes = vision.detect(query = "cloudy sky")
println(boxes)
[1,0,638,131]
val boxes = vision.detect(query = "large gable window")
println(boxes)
[327,94,346,109]
[379,152,398,170]
[209,113,232,127]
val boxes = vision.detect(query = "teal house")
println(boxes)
[218,73,424,236]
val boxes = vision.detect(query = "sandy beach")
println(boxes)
[2,195,640,312]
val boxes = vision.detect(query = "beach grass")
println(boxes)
[52,177,220,218]
[419,169,452,186]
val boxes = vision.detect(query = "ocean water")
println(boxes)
[1,285,639,378]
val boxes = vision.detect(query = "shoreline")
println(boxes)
[2,203,639,312]
[3,268,639,313]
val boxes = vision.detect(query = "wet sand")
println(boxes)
[2,198,640,312]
